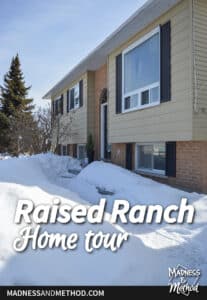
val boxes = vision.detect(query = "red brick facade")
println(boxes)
[169,141,207,193]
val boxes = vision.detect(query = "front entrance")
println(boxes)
[100,103,108,159]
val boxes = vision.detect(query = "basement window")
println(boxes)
[61,145,67,156]
[77,144,86,160]
[136,143,166,175]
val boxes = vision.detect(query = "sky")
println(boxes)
[0,0,147,108]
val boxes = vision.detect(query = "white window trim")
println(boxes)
[55,95,61,101]
[135,142,166,176]
[122,26,161,114]
[77,144,86,160]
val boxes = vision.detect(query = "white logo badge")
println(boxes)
[168,264,200,296]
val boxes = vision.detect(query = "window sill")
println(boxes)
[135,169,167,179]
[122,102,160,114]
[67,106,81,113]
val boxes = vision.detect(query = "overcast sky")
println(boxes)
[0,0,147,108]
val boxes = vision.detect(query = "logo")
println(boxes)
[168,264,201,296]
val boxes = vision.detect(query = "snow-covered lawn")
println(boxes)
[0,153,207,285]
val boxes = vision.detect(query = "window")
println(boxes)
[123,28,160,112]
[54,95,63,115]
[77,144,86,160]
[62,145,67,156]
[136,143,166,175]
[70,83,80,110]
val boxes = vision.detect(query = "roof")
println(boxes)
[43,0,182,99]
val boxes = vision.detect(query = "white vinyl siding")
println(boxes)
[192,0,207,140]
[108,0,193,143]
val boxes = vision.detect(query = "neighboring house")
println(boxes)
[48,72,95,160]
[43,0,207,193]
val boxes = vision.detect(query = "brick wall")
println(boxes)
[94,64,107,160]
[66,144,77,157]
[111,141,207,193]
[148,141,207,193]
[169,141,207,193]
[111,143,126,168]
[67,144,74,157]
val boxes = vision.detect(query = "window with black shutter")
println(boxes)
[119,22,171,113]
[116,53,122,114]
[166,142,176,177]
[70,89,75,110]
[57,144,61,155]
[60,94,63,115]
[52,101,55,117]
[79,80,83,107]
[126,143,133,170]
[67,90,70,113]
[160,21,171,103]
[136,143,166,175]
[55,100,58,116]
[68,82,82,111]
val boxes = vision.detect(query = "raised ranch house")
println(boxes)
[43,0,207,193]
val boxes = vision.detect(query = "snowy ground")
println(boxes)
[0,153,207,285]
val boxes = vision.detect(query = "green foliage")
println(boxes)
[0,54,35,154]
[0,112,10,152]
[0,54,34,117]
[86,133,94,154]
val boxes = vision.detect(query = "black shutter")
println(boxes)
[63,145,67,156]
[67,90,70,113]
[116,54,122,114]
[55,100,58,115]
[79,80,83,107]
[73,144,77,158]
[52,101,55,117]
[126,143,133,170]
[60,94,63,115]
[70,89,74,109]
[166,142,176,177]
[57,144,61,155]
[160,21,171,103]
[67,144,70,156]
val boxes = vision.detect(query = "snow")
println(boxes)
[0,153,207,285]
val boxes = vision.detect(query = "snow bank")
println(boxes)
[36,153,81,180]
[0,155,207,285]
[0,153,11,160]
[76,161,201,207]
[0,153,84,273]
[0,153,81,184]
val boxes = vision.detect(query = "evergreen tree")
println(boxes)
[0,111,10,152]
[0,54,35,154]
[0,54,34,117]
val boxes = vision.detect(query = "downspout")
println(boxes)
[192,0,199,113]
